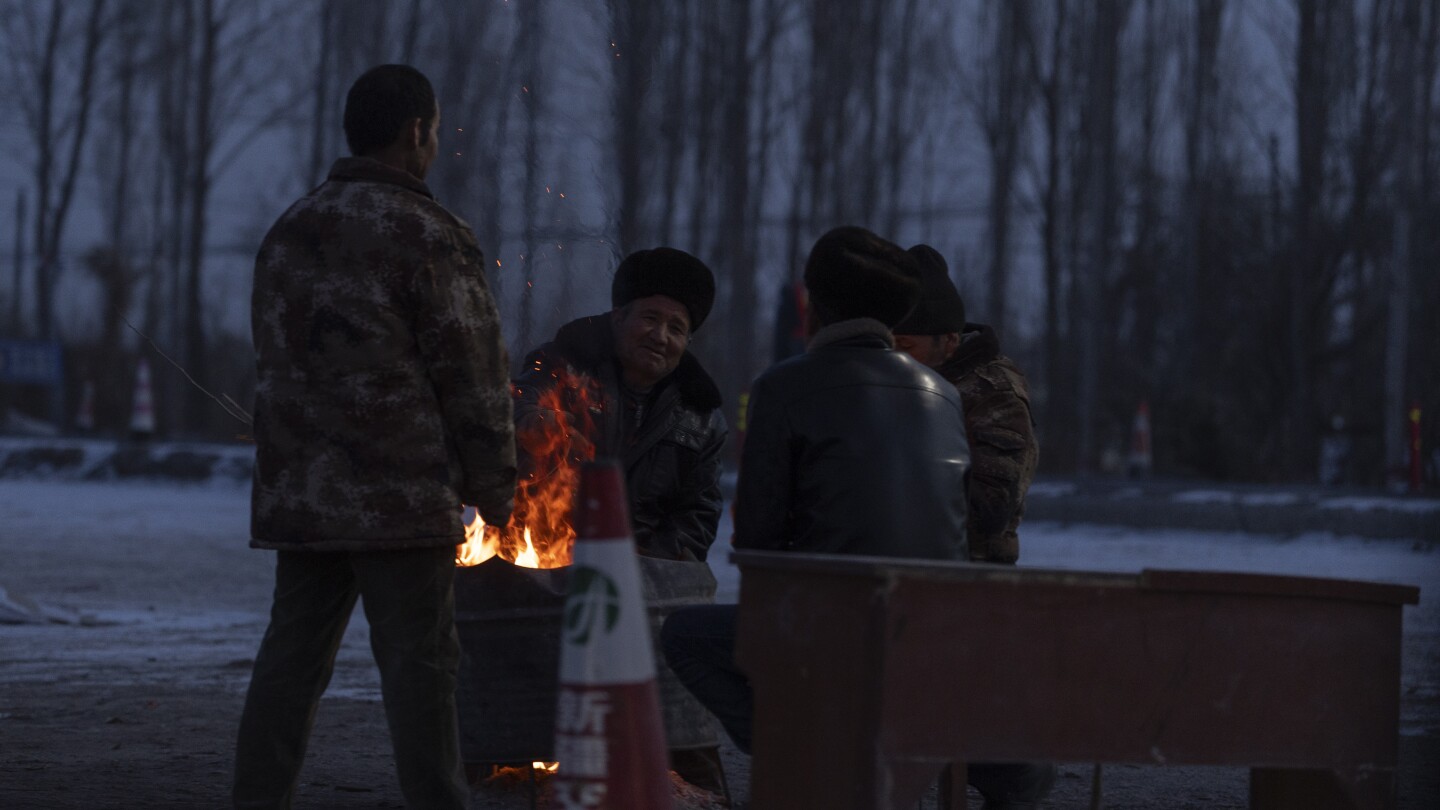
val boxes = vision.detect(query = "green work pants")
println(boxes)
[233,546,467,810]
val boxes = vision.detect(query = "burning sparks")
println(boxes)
[456,371,599,570]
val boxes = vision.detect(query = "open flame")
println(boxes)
[456,369,598,569]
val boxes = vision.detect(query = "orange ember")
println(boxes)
[456,370,598,569]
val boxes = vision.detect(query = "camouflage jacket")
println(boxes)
[250,157,516,551]
[936,323,1038,564]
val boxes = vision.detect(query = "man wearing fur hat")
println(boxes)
[511,246,726,563]
[661,225,972,759]
[511,246,729,795]
[891,244,1039,565]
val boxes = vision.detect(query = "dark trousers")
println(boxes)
[661,604,1055,808]
[661,605,754,754]
[233,547,468,810]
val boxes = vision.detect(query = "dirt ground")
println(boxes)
[1,481,1436,809]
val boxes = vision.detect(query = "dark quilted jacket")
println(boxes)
[512,314,727,562]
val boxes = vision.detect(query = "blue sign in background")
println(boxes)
[0,339,64,385]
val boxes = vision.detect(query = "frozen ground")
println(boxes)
[0,479,1436,808]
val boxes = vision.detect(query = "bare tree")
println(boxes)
[7,190,23,336]
[1074,0,1130,470]
[1383,0,1425,478]
[1181,0,1225,385]
[607,0,660,255]
[1024,0,1072,464]
[2,0,107,339]
[975,0,1035,341]
[516,0,546,352]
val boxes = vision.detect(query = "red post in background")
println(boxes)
[1127,400,1152,479]
[1409,401,1422,493]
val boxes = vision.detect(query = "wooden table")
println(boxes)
[733,551,1419,810]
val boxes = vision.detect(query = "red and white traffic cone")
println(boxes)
[75,380,96,433]
[1127,400,1152,478]
[551,460,670,810]
[130,357,156,439]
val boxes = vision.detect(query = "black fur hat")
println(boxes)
[891,244,966,335]
[803,226,921,327]
[611,247,716,331]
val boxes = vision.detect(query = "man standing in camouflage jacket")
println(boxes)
[891,244,1051,810]
[892,245,1038,564]
[236,65,515,810]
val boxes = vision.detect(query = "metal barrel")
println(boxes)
[454,555,721,764]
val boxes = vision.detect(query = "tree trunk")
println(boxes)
[608,0,654,255]
[183,0,217,435]
[1075,0,1127,471]
[309,0,334,186]
[8,190,23,336]
[31,0,63,340]
[718,0,756,403]
[517,0,544,352]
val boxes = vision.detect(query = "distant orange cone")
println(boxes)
[130,357,155,438]
[1127,400,1152,478]
[75,380,96,432]
[551,460,670,809]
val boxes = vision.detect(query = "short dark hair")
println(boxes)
[343,65,436,156]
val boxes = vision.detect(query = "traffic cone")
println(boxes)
[1127,400,1152,478]
[130,357,156,439]
[75,380,96,433]
[551,460,670,810]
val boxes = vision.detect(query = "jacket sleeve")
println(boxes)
[965,378,1037,543]
[666,410,728,561]
[733,377,792,551]
[410,227,517,526]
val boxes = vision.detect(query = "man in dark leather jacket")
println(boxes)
[662,225,971,760]
[511,247,727,563]
[734,232,970,560]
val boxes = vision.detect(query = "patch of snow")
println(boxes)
[1171,490,1236,504]
[1237,492,1303,506]
[1320,497,1440,514]
[1026,482,1077,497]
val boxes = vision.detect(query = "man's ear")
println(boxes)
[405,117,424,148]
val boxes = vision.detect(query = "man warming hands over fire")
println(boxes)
[238,65,516,810]
[511,248,727,564]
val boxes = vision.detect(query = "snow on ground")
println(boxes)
[705,507,1440,740]
[707,513,1438,603]
[3,479,1437,732]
